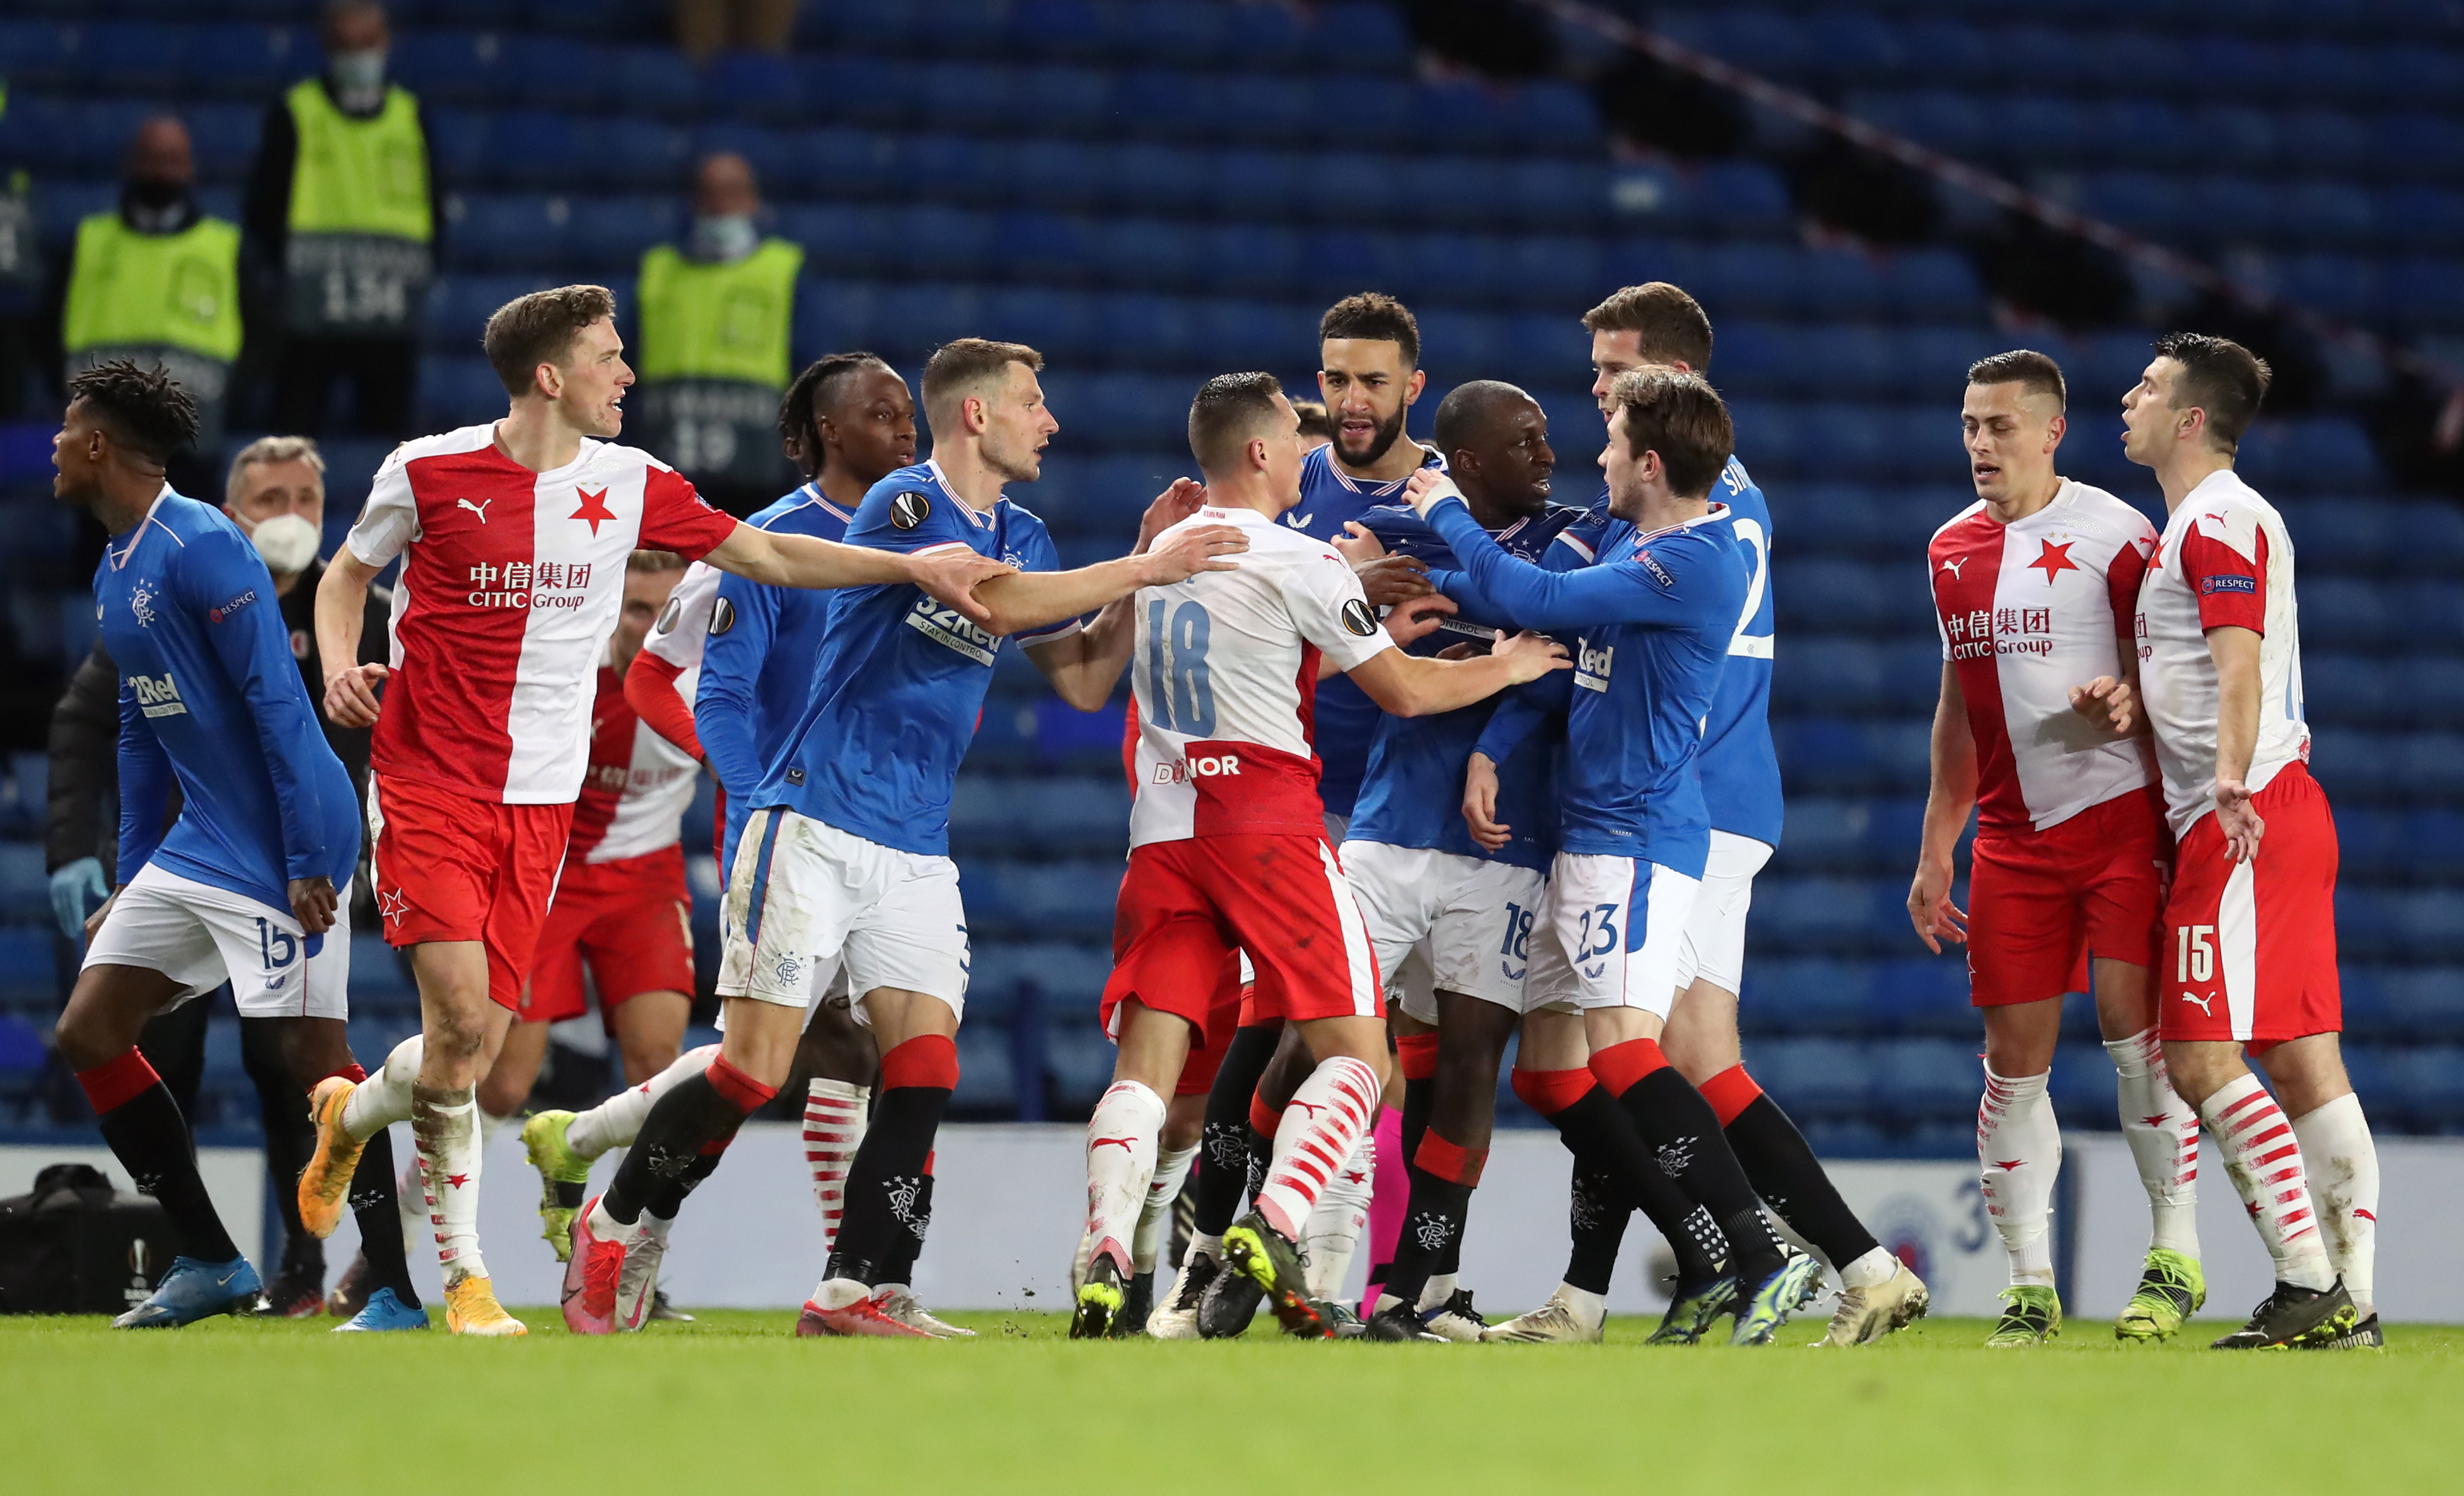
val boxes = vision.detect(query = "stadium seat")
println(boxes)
[1745,1037,1873,1118]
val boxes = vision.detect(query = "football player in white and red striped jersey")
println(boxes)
[1911,351,2207,1347]
[291,286,1008,1335]
[2075,333,2378,1350]
[477,550,698,1145]
[1071,373,1569,1339]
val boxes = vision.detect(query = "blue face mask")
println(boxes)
[690,213,758,263]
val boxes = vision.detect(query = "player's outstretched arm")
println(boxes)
[1023,480,1212,709]
[972,515,1247,640]
[705,523,1016,624]
[316,547,389,728]
[1462,751,1511,852]
[1409,474,1699,633]
[1347,629,1569,719]
[1909,661,1978,954]
[2206,623,2267,863]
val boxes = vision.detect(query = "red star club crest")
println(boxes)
[571,486,617,535]
[2027,539,2080,583]
[1992,1159,2025,1172]
[445,1173,470,1189]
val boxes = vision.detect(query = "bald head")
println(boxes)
[127,117,194,188]
[694,153,759,219]
[1432,380,1532,455]
[1435,380,1555,521]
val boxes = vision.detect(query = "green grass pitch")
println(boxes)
[3,1309,2456,1493]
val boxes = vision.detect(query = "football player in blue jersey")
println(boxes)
[49,362,424,1331]
[1406,368,1822,1345]
[567,337,1247,1335]
[1327,380,1596,1341]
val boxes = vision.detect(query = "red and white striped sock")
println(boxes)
[2200,1073,2333,1292]
[1254,1057,1381,1241]
[803,1078,870,1252]
[1977,1064,2060,1287]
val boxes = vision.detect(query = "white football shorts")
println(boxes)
[83,862,352,1020]
[718,807,970,1022]
[1671,831,1774,997]
[1535,852,1702,1018]
[1341,840,1549,1019]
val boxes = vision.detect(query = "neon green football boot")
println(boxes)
[520,1110,592,1261]
[2115,1248,2205,1341]
[1985,1284,2062,1347]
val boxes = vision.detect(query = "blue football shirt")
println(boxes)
[1277,440,1444,820]
[1696,457,1783,849]
[757,460,1071,856]
[95,491,361,909]
[1426,494,1746,879]
[1345,500,1591,873]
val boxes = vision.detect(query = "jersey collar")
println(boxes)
[923,459,998,530]
[1632,500,1730,544]
[108,484,180,569]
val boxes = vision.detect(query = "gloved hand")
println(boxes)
[49,856,108,942]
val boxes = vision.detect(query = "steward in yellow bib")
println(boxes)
[632,152,803,515]
[58,117,241,463]
[244,0,439,436]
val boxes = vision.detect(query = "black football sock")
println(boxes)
[1562,1159,1630,1295]
[1379,1167,1472,1310]
[876,1171,934,1284]
[644,1128,736,1220]
[1539,1082,1728,1284]
[346,1125,419,1306]
[606,1059,776,1226]
[1194,1023,1281,1237]
[79,1050,240,1265]
[1726,1092,1883,1273]
[1596,1044,1788,1281]
[241,1020,322,1276]
[827,1034,955,1285]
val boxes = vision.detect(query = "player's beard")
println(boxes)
[983,427,1042,484]
[1335,405,1406,469]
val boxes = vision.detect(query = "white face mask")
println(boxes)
[250,512,322,577]
[690,213,758,263]
[330,47,387,105]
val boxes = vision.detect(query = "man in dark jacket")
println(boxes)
[44,435,392,1317]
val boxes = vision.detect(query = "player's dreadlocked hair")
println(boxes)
[778,352,890,479]
[67,359,199,465]
[2153,331,2272,453]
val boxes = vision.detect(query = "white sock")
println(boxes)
[343,1035,421,1140]
[2199,1073,2333,1292]
[568,1043,718,1159]
[803,1078,870,1251]
[1977,1065,2060,1288]
[1133,1140,1199,1275]
[1840,1246,1900,1292]
[1084,1081,1166,1276]
[1188,1230,1223,1265]
[2105,1027,2201,1257]
[1302,1133,1375,1300]
[412,1083,484,1285]
[2290,1092,2378,1317]
[1254,1058,1381,1241]
[1415,1271,1458,1317]
[1555,1282,1606,1333]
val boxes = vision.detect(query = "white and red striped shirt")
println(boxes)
[344,426,738,804]
[1126,506,1395,848]
[569,657,700,864]
[2134,468,2310,839]
[1929,479,2159,836]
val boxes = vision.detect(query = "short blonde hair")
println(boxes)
[225,435,325,503]
[627,549,686,574]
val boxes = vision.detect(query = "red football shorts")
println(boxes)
[517,844,696,1027]
[1103,834,1380,1055]
[1967,786,2169,1007]
[2159,763,2340,1048]
[368,773,574,1012]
